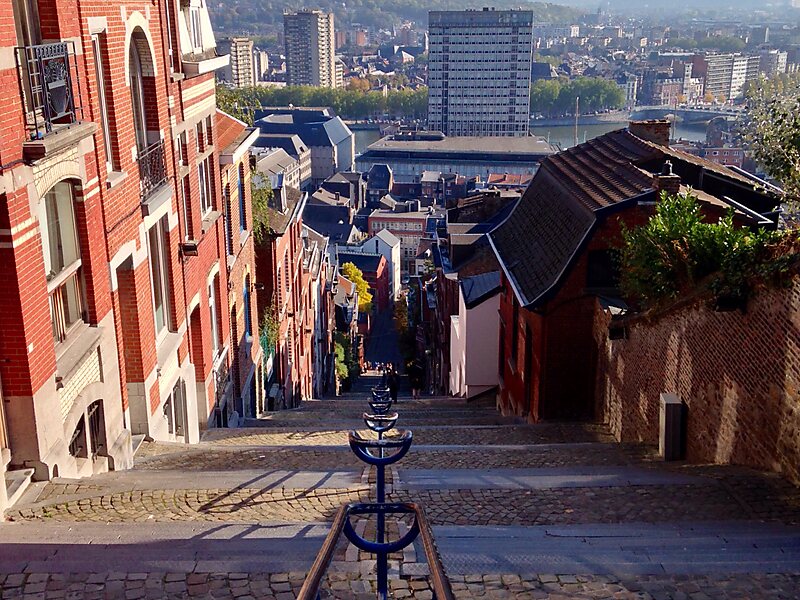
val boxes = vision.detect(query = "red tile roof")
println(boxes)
[489,127,778,309]
[215,110,248,155]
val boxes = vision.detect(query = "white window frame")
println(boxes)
[189,7,203,52]
[181,174,191,239]
[208,276,220,357]
[198,157,213,216]
[91,33,113,170]
[147,215,172,339]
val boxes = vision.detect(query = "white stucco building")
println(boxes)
[449,272,502,398]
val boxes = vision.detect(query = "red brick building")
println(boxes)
[254,185,313,408]
[336,251,390,312]
[0,0,252,509]
[489,121,779,422]
[214,111,261,423]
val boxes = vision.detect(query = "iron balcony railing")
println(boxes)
[137,140,169,200]
[17,42,83,139]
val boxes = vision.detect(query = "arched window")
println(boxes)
[40,181,85,342]
[128,37,148,151]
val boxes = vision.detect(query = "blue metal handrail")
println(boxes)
[297,502,455,600]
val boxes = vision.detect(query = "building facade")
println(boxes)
[218,37,256,88]
[428,9,534,137]
[254,185,313,408]
[0,0,252,512]
[284,10,339,88]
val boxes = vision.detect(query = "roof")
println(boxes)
[374,229,400,246]
[255,148,298,177]
[216,110,258,162]
[487,173,534,187]
[266,187,304,235]
[215,111,247,155]
[489,127,779,309]
[255,112,353,149]
[253,133,308,157]
[461,271,502,309]
[303,204,357,244]
[366,133,555,157]
[367,164,392,189]
[337,251,384,274]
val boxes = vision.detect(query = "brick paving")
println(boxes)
[1,572,799,599]
[3,374,800,598]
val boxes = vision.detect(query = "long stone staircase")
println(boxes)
[0,373,798,598]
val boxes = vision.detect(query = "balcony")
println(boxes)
[17,42,94,161]
[181,49,230,78]
[137,140,171,212]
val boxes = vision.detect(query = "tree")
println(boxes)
[340,262,373,312]
[620,191,788,307]
[741,75,800,208]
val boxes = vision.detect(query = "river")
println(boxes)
[353,120,709,157]
[530,121,709,150]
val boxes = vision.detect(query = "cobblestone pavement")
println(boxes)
[1,571,799,599]
[133,443,648,472]
[3,374,800,598]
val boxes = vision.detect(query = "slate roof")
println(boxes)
[266,187,304,235]
[337,251,384,274]
[461,271,502,309]
[374,229,400,246]
[253,133,308,157]
[254,112,352,149]
[489,127,779,309]
[367,164,392,189]
[302,204,357,244]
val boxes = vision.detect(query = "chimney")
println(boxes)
[629,119,671,147]
[653,160,682,196]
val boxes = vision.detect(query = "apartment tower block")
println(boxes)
[428,8,534,137]
[283,10,339,88]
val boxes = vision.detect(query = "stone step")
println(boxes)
[395,466,702,490]
[4,468,35,509]
[430,521,800,576]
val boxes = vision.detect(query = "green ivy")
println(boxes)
[251,169,273,244]
[620,192,795,307]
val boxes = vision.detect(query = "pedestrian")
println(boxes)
[408,360,423,401]
[379,366,388,388]
[388,364,399,403]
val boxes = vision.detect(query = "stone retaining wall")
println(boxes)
[595,280,800,484]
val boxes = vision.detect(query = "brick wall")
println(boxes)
[595,279,800,484]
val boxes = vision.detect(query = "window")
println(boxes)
[91,34,114,169]
[205,115,213,146]
[510,299,519,367]
[177,131,188,165]
[41,182,85,343]
[238,164,247,231]
[195,121,204,153]
[243,276,252,339]
[209,275,220,357]
[129,40,148,152]
[198,157,213,215]
[586,250,620,290]
[12,0,41,47]
[147,215,172,336]
[189,7,203,50]
[181,175,192,239]
[223,184,233,255]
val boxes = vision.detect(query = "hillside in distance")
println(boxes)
[208,0,585,37]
